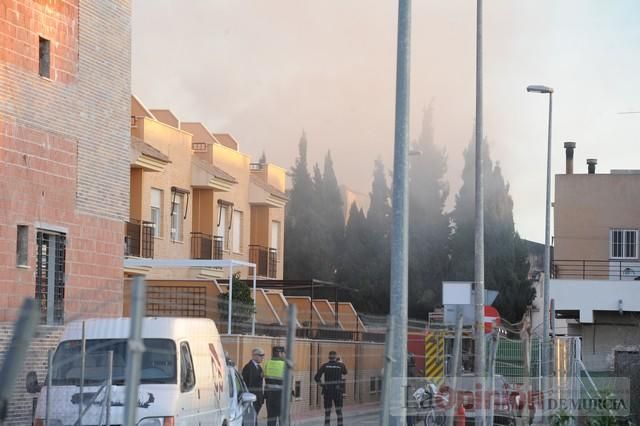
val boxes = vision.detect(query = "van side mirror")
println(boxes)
[26,371,41,394]
[240,392,256,405]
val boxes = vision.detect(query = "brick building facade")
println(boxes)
[0,0,131,323]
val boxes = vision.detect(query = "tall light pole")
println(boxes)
[389,0,411,424]
[526,84,554,382]
[473,1,485,424]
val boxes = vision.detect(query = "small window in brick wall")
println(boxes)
[39,37,50,78]
[294,380,301,399]
[16,225,28,267]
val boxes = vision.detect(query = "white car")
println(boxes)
[28,317,255,426]
[226,360,257,426]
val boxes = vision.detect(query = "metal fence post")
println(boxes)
[123,276,146,426]
[228,266,233,335]
[446,312,464,426]
[46,349,53,426]
[281,304,297,426]
[78,321,86,426]
[105,350,113,426]
[522,311,532,426]
[380,316,395,426]
[487,329,499,426]
[0,299,39,423]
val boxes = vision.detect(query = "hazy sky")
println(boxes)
[132,1,640,243]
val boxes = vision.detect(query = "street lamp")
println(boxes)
[526,84,553,382]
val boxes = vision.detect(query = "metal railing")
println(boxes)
[249,245,278,278]
[190,233,223,260]
[553,259,640,280]
[124,219,154,258]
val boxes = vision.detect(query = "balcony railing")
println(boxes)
[191,233,223,260]
[249,245,278,278]
[553,259,640,281]
[125,219,154,258]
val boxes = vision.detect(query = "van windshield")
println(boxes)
[51,338,176,386]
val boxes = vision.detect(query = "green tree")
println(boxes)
[218,272,255,331]
[337,203,369,308]
[319,151,345,280]
[363,159,392,314]
[449,139,534,322]
[285,132,320,279]
[408,105,451,318]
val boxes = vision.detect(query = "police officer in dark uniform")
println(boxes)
[314,351,348,426]
[263,346,286,426]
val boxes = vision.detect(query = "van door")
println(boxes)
[178,341,199,424]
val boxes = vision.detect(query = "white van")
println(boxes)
[28,317,256,426]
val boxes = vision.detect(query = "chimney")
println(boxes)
[587,158,597,174]
[563,142,576,174]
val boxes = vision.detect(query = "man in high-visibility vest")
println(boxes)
[263,346,286,426]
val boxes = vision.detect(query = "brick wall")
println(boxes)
[0,0,79,83]
[0,0,131,321]
[0,0,131,219]
[0,119,123,321]
[0,323,64,426]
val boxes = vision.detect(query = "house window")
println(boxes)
[610,229,638,259]
[150,188,163,237]
[35,230,66,325]
[17,225,28,267]
[192,142,207,152]
[369,376,377,394]
[39,37,50,78]
[232,210,243,253]
[217,204,232,250]
[171,193,184,242]
[271,221,281,252]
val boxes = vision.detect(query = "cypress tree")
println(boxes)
[408,106,451,319]
[449,139,533,322]
[284,132,318,280]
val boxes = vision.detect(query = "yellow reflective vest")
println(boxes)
[264,358,285,381]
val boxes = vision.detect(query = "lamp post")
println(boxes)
[526,84,554,383]
[474,1,485,424]
[388,0,411,424]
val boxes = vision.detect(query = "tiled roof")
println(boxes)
[251,175,288,200]
[212,133,239,150]
[132,139,171,163]
[192,157,237,183]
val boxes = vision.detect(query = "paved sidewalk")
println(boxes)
[257,402,381,425]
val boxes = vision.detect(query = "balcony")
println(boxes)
[249,245,278,278]
[125,219,154,258]
[191,233,223,260]
[553,259,640,281]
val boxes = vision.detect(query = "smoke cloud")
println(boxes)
[133,0,640,242]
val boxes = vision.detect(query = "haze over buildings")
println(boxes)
[133,0,640,242]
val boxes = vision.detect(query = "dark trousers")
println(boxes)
[266,390,282,426]
[323,392,343,426]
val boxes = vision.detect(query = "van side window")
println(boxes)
[228,370,234,398]
[180,342,196,392]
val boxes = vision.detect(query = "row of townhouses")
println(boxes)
[127,95,287,281]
